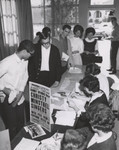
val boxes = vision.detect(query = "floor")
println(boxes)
[98,40,119,150]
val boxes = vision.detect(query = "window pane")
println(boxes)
[45,7,52,23]
[45,0,51,6]
[32,8,44,24]
[30,0,43,6]
[88,10,112,35]
[90,0,114,5]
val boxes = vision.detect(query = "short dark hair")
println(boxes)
[85,27,96,37]
[111,17,117,22]
[40,32,50,41]
[61,129,87,150]
[87,103,115,132]
[85,63,101,76]
[42,27,51,35]
[17,40,34,53]
[73,24,84,37]
[36,31,43,38]
[79,75,100,94]
[62,24,71,30]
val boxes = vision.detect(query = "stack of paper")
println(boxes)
[36,133,64,150]
[68,67,82,74]
[14,138,40,150]
[55,111,76,126]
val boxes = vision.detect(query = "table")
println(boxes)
[11,66,85,149]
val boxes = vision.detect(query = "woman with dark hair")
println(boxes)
[68,24,84,67]
[81,27,102,65]
[85,63,109,99]
[60,128,90,150]
[87,103,117,150]
[68,75,109,129]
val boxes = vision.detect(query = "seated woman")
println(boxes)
[68,75,109,129]
[68,24,84,67]
[81,27,102,65]
[60,128,92,150]
[87,103,117,150]
[85,63,109,99]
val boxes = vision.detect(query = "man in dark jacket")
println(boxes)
[28,31,62,87]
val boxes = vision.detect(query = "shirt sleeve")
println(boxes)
[0,59,9,90]
[95,41,98,51]
[16,61,28,92]
[80,39,84,53]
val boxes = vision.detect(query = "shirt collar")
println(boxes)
[85,37,95,42]
[41,45,51,51]
[14,53,24,63]
[93,132,112,143]
[88,131,112,148]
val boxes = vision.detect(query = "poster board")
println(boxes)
[29,82,51,132]
[0,129,11,150]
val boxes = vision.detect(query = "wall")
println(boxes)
[79,0,88,31]
[79,0,119,30]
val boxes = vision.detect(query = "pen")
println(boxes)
[56,130,58,138]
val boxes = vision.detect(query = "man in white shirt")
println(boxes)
[0,40,34,140]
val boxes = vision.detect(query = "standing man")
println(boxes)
[52,24,71,74]
[107,17,119,74]
[28,32,62,87]
[0,40,35,140]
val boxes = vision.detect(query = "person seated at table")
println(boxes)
[86,103,117,150]
[68,75,109,129]
[85,63,109,99]
[60,127,93,150]
[28,31,62,87]
[68,24,84,67]
[81,27,102,65]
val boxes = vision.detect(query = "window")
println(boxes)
[88,0,115,36]
[90,0,114,5]
[30,0,80,37]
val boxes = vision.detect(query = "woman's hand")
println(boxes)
[67,100,79,112]
[52,81,60,88]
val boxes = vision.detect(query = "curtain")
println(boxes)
[0,14,5,60]
[0,0,33,60]
[0,0,18,59]
[16,0,33,42]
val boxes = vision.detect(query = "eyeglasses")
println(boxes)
[42,41,50,46]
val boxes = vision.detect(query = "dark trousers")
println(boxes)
[35,71,57,87]
[110,41,119,71]
[1,96,25,140]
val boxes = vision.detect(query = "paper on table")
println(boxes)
[62,52,69,62]
[68,67,82,74]
[36,133,64,150]
[14,137,40,150]
[55,111,76,126]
